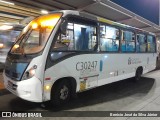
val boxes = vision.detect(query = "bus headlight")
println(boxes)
[22,65,37,80]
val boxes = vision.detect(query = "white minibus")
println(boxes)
[3,10,157,105]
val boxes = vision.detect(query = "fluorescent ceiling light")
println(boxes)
[0,25,13,30]
[41,10,48,14]
[0,0,14,5]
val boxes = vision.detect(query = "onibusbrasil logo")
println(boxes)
[1,112,42,118]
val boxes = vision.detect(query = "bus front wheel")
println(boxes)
[51,80,71,106]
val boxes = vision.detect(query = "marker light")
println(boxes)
[40,18,59,28]
[44,85,51,91]
[32,23,38,29]
[30,13,62,29]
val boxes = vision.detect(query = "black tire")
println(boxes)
[134,68,142,82]
[51,80,71,106]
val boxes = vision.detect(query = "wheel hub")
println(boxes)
[60,85,69,100]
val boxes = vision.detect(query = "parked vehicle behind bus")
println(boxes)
[0,24,24,68]
[3,10,157,106]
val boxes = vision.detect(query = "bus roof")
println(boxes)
[50,10,155,35]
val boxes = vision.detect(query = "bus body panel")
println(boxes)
[3,55,48,102]
[98,53,156,86]
[3,75,42,102]
[43,54,100,101]
[43,53,156,101]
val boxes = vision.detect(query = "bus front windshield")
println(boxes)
[10,13,62,55]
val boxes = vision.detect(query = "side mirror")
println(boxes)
[60,19,68,35]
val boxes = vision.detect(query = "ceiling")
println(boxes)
[1,0,160,36]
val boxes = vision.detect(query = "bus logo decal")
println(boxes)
[128,57,142,65]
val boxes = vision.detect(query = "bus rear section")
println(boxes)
[3,10,157,106]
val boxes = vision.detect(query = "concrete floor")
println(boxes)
[1,70,160,119]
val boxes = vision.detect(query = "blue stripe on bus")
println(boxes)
[100,60,103,72]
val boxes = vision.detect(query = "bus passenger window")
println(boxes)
[136,35,140,52]
[137,34,146,52]
[121,31,135,52]
[100,25,119,52]
[53,22,97,51]
[147,35,156,52]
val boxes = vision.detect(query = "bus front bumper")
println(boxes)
[3,74,43,102]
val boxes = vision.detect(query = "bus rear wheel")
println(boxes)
[134,67,143,81]
[51,80,71,106]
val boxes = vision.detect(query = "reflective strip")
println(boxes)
[100,60,103,72]
[45,78,51,80]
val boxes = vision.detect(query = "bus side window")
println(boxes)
[136,35,140,52]
[121,30,135,52]
[53,22,97,51]
[137,34,146,52]
[147,35,156,52]
[53,22,74,51]
[100,25,119,52]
